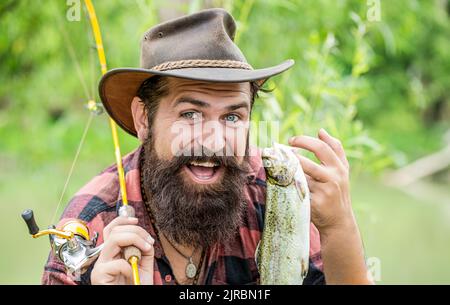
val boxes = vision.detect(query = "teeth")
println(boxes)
[189,161,218,167]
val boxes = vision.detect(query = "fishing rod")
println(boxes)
[83,0,141,284]
[21,0,141,285]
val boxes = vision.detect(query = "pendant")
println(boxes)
[185,257,197,279]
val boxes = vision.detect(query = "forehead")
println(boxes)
[165,77,251,101]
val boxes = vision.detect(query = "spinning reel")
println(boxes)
[21,209,103,277]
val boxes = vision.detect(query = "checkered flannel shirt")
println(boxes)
[42,145,325,285]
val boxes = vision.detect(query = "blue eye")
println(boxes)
[181,111,200,120]
[225,114,239,123]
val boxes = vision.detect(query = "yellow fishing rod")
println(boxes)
[83,0,141,285]
[21,1,141,285]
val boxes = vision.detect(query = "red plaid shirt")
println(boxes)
[42,145,325,285]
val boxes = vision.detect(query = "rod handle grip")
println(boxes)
[124,246,142,262]
[118,205,142,262]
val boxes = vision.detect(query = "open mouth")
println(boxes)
[183,160,224,184]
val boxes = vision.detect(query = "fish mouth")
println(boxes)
[262,143,299,186]
[183,161,224,184]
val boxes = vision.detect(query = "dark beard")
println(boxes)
[141,135,251,249]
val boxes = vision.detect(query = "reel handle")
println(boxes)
[21,209,40,235]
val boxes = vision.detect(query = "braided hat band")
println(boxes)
[151,59,253,71]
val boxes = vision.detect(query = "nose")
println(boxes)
[196,121,227,156]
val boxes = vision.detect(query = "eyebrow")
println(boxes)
[174,97,250,111]
[225,102,249,112]
[174,97,209,108]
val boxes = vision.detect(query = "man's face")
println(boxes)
[139,77,253,248]
[152,78,251,187]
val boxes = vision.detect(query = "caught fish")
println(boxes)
[257,142,311,284]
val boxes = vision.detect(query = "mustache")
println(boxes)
[167,146,251,173]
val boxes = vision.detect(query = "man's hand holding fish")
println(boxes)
[289,128,373,284]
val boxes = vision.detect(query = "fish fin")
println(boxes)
[295,179,306,200]
[301,258,309,280]
[254,241,261,268]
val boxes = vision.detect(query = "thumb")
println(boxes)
[138,242,155,285]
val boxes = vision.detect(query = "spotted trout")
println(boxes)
[257,142,311,284]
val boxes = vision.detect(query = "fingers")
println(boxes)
[318,128,349,169]
[103,216,139,239]
[98,231,154,263]
[305,174,320,191]
[298,155,330,182]
[289,135,341,167]
[93,217,155,285]
[139,245,156,284]
[140,246,155,269]
[110,225,155,246]
[290,130,353,234]
[92,259,133,285]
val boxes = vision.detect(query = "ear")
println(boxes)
[256,78,267,87]
[131,96,148,143]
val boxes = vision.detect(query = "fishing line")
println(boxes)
[51,112,94,224]
[50,3,99,224]
[54,3,92,101]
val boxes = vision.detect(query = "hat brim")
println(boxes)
[98,59,294,137]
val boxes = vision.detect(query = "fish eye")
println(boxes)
[263,159,272,168]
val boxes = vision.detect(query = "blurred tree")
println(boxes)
[0,0,448,172]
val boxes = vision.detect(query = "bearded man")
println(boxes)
[42,8,371,285]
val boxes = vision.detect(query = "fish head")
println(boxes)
[262,142,298,186]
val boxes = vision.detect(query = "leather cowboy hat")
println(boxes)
[99,8,295,137]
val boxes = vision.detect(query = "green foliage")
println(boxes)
[0,0,450,170]
[0,0,449,285]
[0,0,449,170]
[237,1,390,172]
